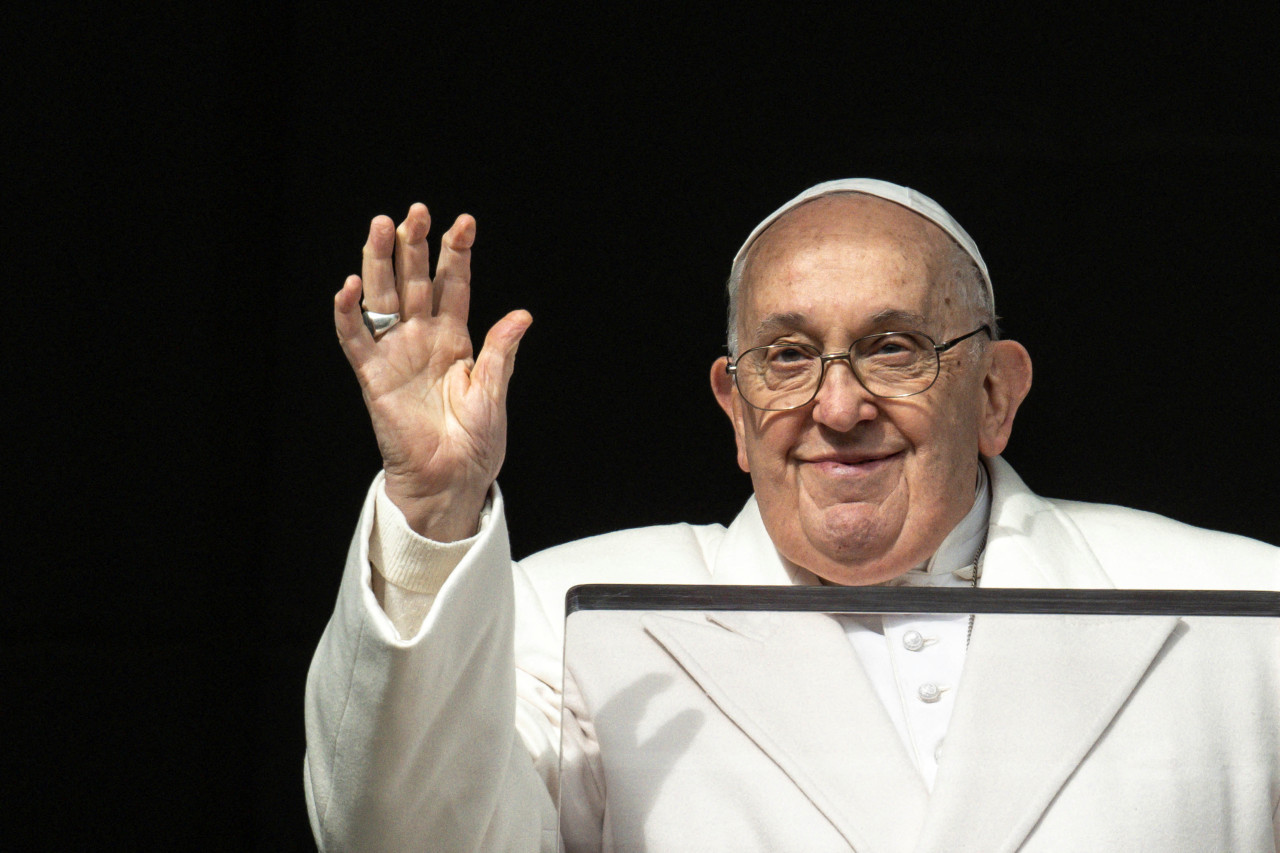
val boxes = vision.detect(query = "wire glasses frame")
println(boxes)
[726,325,992,411]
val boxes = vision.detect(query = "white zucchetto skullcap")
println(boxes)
[732,178,994,312]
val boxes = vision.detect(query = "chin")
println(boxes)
[767,518,911,585]
[814,502,893,553]
[806,555,906,587]
[757,483,916,582]
[785,517,906,586]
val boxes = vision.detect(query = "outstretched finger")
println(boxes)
[434,214,475,322]
[394,203,432,319]
[361,215,398,314]
[472,309,533,403]
[335,274,376,368]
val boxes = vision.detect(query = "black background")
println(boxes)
[8,4,1278,849]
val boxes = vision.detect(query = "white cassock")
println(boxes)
[305,457,1280,852]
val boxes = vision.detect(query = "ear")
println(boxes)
[978,340,1033,457]
[710,357,751,473]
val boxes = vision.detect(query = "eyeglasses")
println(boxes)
[725,325,991,411]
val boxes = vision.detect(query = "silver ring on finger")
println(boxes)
[361,310,400,338]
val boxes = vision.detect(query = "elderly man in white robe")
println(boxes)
[307,179,1279,852]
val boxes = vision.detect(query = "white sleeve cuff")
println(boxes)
[370,479,493,595]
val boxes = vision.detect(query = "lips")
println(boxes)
[800,449,902,466]
[799,449,903,478]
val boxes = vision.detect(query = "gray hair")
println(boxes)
[724,252,751,356]
[937,239,999,342]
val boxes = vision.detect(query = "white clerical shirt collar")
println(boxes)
[878,460,991,588]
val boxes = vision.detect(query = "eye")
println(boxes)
[860,333,928,364]
[768,345,812,364]
[868,334,912,352]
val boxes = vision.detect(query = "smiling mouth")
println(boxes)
[803,451,903,475]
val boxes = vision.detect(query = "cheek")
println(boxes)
[742,437,781,488]
[897,395,984,497]
[742,414,803,480]
[904,377,981,448]
[728,398,753,473]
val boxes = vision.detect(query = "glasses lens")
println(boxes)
[853,332,937,396]
[736,345,821,409]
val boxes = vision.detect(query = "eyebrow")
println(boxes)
[748,308,931,345]
[867,309,929,330]
[749,312,810,342]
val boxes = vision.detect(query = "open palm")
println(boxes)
[335,204,531,541]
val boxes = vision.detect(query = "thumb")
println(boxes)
[473,309,533,402]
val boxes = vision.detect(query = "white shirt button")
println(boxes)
[902,630,925,651]
[917,682,942,703]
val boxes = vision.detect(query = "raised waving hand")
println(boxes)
[335,204,531,541]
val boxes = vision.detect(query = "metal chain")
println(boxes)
[965,529,989,649]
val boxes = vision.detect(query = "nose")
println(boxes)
[810,357,878,431]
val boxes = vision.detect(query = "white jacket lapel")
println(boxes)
[914,457,1177,851]
[642,610,928,853]
[982,457,1115,589]
[913,613,1179,852]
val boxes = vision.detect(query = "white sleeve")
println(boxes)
[368,474,486,638]
[304,476,561,852]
